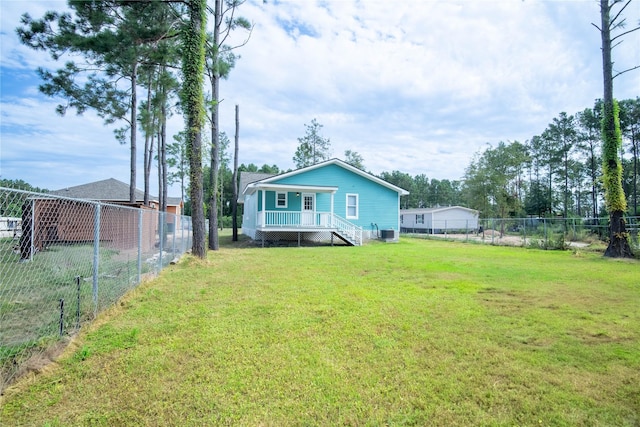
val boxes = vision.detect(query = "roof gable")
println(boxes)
[255,159,409,195]
[239,172,277,197]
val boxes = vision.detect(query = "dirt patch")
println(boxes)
[421,231,528,246]
[416,230,594,248]
[1,336,74,395]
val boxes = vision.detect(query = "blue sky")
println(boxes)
[1,0,639,196]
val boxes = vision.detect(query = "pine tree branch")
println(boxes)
[613,64,640,79]
[610,0,633,27]
[611,24,640,42]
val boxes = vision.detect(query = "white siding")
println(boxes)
[400,207,479,233]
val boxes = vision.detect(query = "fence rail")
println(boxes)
[0,187,192,392]
[402,216,640,250]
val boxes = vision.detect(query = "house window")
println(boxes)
[400,215,404,224]
[416,214,424,224]
[346,194,358,219]
[276,192,287,208]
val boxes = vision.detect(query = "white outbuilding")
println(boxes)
[400,206,479,234]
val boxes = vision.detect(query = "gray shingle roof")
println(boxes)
[51,178,180,206]
[238,172,277,202]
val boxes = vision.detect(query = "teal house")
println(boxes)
[240,159,409,246]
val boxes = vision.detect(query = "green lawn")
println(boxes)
[1,236,639,426]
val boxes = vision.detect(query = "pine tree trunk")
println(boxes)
[208,0,222,251]
[130,62,138,204]
[599,0,633,258]
[183,0,207,259]
[232,104,239,241]
[143,80,153,207]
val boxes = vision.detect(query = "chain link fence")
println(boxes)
[1,187,192,392]
[402,216,640,250]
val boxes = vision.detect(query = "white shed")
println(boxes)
[400,206,479,234]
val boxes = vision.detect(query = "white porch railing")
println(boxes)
[331,214,363,246]
[257,211,362,245]
[259,211,331,228]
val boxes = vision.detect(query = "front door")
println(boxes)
[302,193,315,226]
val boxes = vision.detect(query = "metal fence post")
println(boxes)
[181,214,186,253]
[76,276,81,330]
[137,209,143,284]
[158,211,164,272]
[92,203,101,317]
[491,218,495,244]
[544,218,548,248]
[29,199,35,261]
[172,213,177,257]
[59,299,65,337]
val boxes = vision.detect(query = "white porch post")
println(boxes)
[330,193,335,226]
[261,190,266,227]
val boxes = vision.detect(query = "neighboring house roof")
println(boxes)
[51,178,181,206]
[242,159,410,197]
[238,172,277,202]
[401,206,479,215]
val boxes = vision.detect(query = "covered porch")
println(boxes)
[246,182,362,246]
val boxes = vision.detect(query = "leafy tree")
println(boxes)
[0,180,48,217]
[378,171,414,209]
[203,132,231,231]
[0,179,47,193]
[429,179,461,207]
[238,163,280,174]
[412,174,430,208]
[540,129,562,216]
[546,112,578,218]
[619,97,640,214]
[462,141,527,221]
[525,136,548,217]
[594,0,637,258]
[344,150,365,170]
[461,152,493,216]
[167,132,189,204]
[524,179,552,218]
[577,104,604,218]
[17,0,175,204]
[258,164,281,174]
[293,119,331,168]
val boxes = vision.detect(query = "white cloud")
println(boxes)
[2,0,639,193]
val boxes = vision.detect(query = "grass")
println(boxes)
[0,241,151,388]
[1,234,639,426]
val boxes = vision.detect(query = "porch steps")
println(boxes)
[330,214,363,246]
[332,231,356,246]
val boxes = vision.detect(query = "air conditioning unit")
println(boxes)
[380,229,396,241]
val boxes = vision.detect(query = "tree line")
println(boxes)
[458,98,640,220]
[12,0,637,258]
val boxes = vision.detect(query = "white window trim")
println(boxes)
[276,191,287,208]
[416,214,424,224]
[346,193,359,219]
